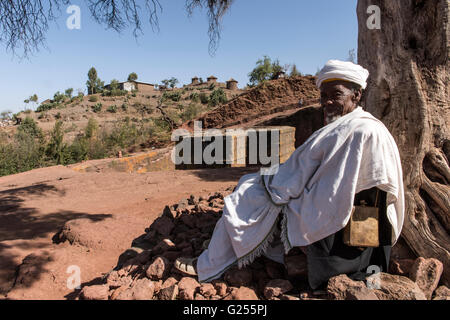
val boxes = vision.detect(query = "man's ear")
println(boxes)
[352,89,362,103]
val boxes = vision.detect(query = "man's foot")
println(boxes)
[174,257,198,276]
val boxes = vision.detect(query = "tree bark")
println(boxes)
[357,0,450,285]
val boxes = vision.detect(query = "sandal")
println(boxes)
[174,257,198,276]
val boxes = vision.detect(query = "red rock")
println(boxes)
[195,203,210,214]
[159,284,178,300]
[194,293,206,300]
[389,258,415,276]
[208,192,224,201]
[106,271,133,289]
[368,273,426,300]
[327,274,378,300]
[230,287,259,300]
[153,280,163,293]
[188,195,199,206]
[409,257,444,300]
[128,278,155,300]
[178,277,201,300]
[224,267,253,287]
[263,279,293,299]
[145,256,170,280]
[207,207,222,214]
[80,285,109,300]
[161,277,178,289]
[210,198,224,208]
[432,286,450,300]
[152,216,175,237]
[212,280,228,297]
[200,283,217,298]
[284,255,307,278]
[345,286,379,300]
[157,277,179,300]
[114,288,134,300]
[110,286,129,300]
[177,199,189,211]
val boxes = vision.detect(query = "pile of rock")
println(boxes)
[78,191,449,301]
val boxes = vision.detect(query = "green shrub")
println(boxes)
[208,88,227,107]
[199,92,209,104]
[46,120,67,165]
[133,103,153,115]
[89,96,98,102]
[180,103,201,122]
[103,89,127,97]
[53,91,66,104]
[37,103,56,113]
[17,117,43,139]
[92,103,102,113]
[107,105,118,113]
[121,103,128,112]
[189,92,200,103]
[208,83,216,90]
[162,91,182,102]
[0,117,46,176]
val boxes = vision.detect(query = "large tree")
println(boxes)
[357,0,449,284]
[0,0,233,57]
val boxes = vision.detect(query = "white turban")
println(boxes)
[316,60,370,89]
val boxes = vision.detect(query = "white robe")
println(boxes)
[197,107,404,282]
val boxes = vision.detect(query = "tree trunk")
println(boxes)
[357,0,450,285]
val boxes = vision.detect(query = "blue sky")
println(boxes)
[0,0,358,114]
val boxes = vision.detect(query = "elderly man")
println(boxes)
[175,60,404,291]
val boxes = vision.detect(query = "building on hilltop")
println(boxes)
[191,77,199,85]
[226,78,238,90]
[105,81,156,93]
[207,75,218,83]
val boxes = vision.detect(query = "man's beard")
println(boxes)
[324,113,342,125]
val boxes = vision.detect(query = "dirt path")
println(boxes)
[0,163,257,299]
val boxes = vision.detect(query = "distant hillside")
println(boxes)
[186,75,320,130]
[8,81,243,146]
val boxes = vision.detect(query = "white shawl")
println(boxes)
[198,107,404,281]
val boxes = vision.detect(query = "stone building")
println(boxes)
[226,78,238,90]
[207,75,218,83]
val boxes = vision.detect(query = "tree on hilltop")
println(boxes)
[86,67,104,95]
[248,56,286,86]
[128,72,138,82]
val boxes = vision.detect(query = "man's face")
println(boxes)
[320,80,361,125]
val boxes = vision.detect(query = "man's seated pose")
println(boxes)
[174,60,405,291]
